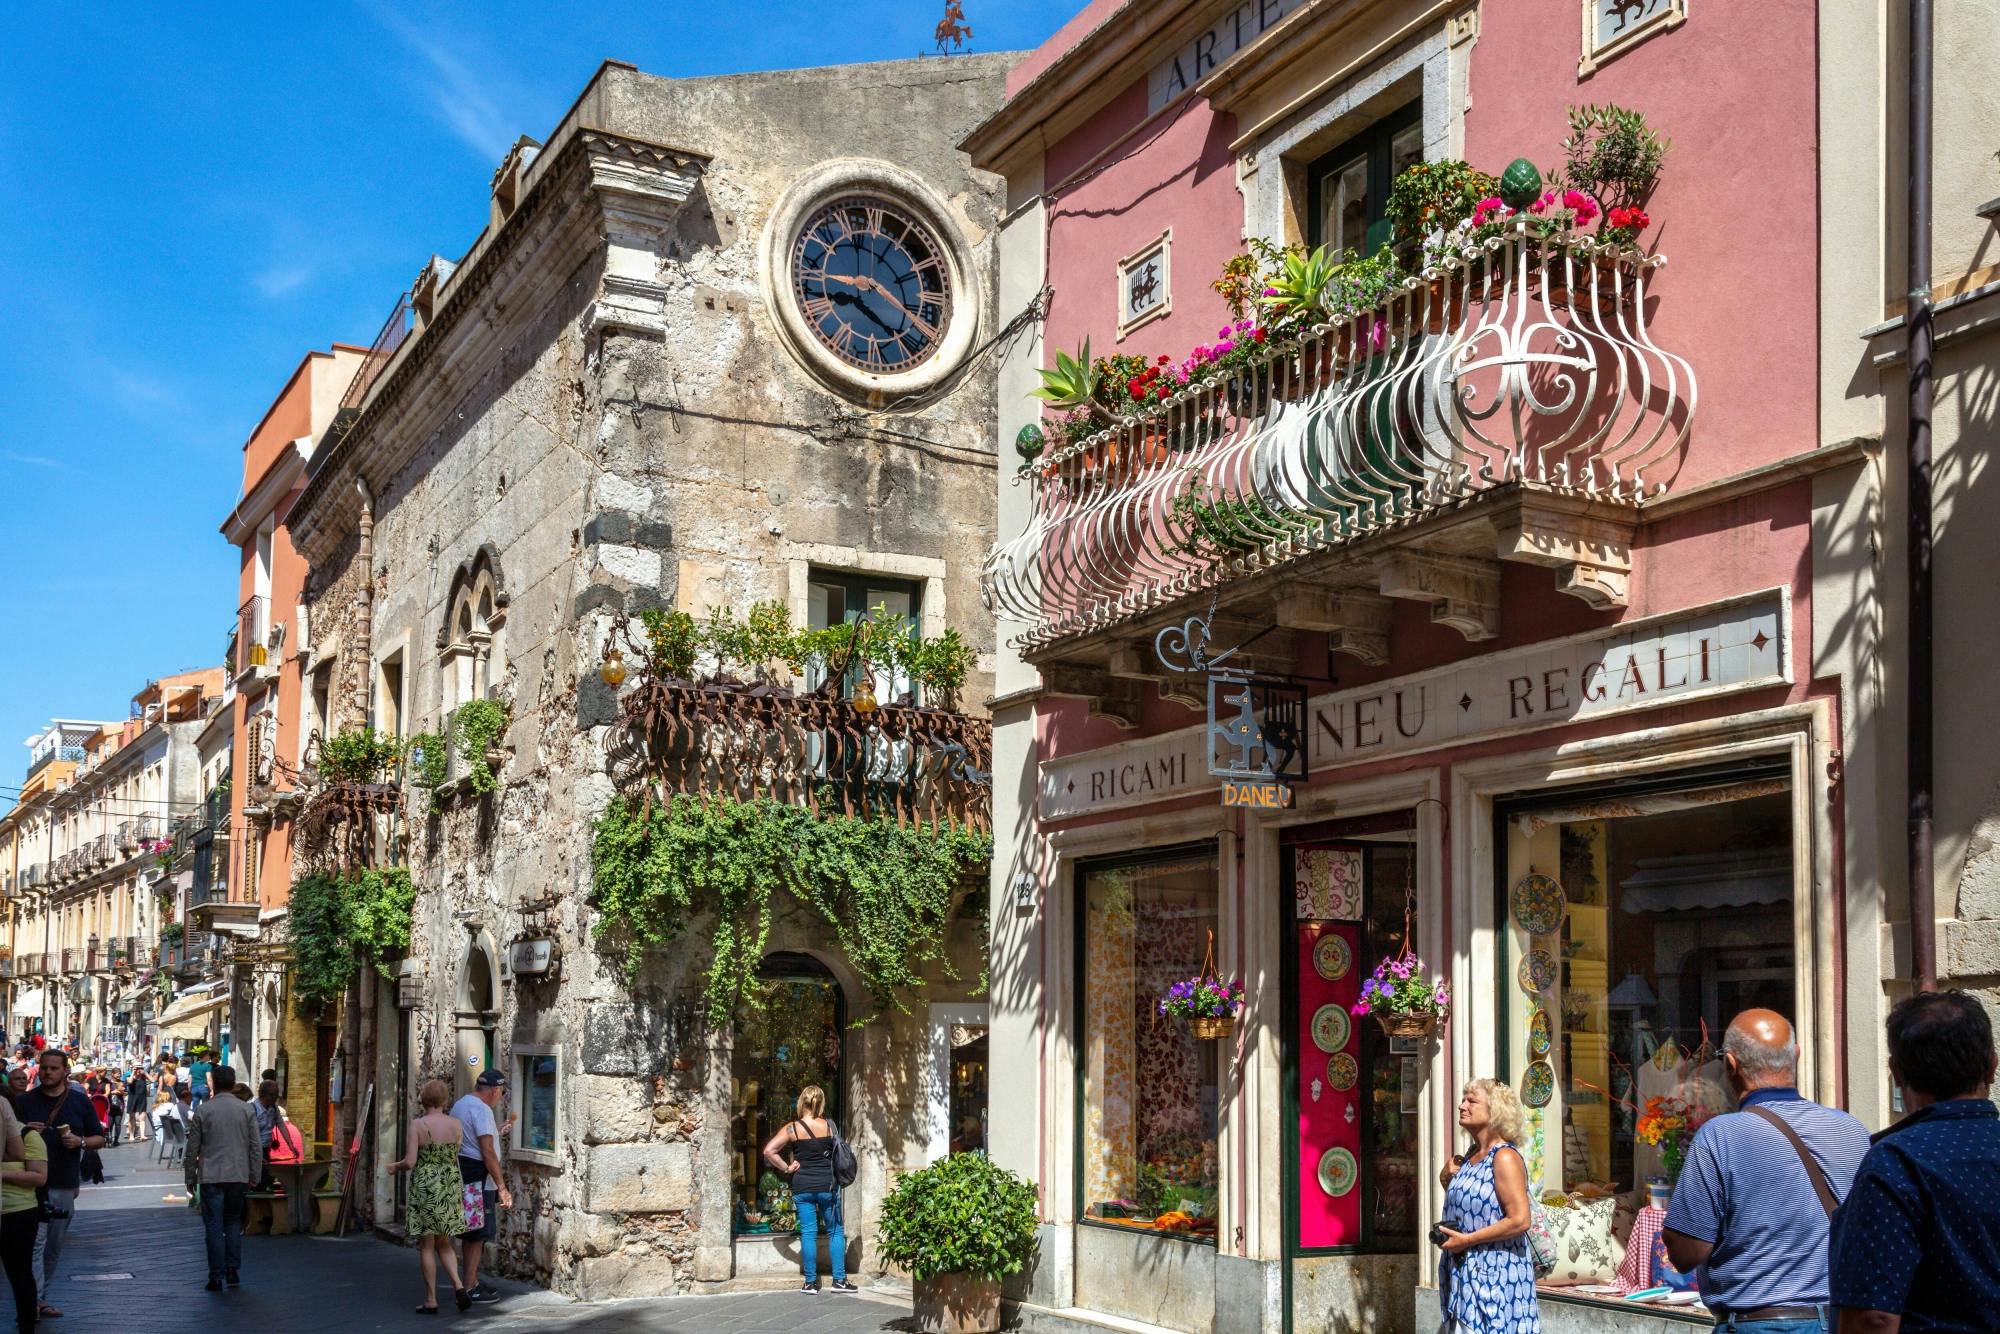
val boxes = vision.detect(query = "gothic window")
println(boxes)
[438,547,509,713]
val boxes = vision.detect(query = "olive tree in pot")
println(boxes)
[877,1153,1039,1334]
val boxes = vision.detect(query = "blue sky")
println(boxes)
[0,1,1073,809]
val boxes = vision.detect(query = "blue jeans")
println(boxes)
[199,1183,246,1281]
[1717,1312,1829,1334]
[794,1190,845,1284]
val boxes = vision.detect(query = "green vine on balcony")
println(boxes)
[286,867,417,1010]
[318,728,403,785]
[407,730,450,791]
[590,793,991,1024]
[634,601,974,709]
[452,700,510,795]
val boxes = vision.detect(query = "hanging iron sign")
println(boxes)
[1155,613,1309,796]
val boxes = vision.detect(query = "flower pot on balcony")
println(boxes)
[1424,277,1470,334]
[912,1274,1002,1334]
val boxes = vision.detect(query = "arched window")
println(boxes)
[438,548,508,712]
[730,952,845,1236]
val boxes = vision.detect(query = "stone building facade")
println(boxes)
[284,55,1012,1296]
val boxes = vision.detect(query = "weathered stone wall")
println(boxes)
[286,54,1012,1297]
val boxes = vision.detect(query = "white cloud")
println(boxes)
[107,370,178,409]
[253,262,316,299]
[3,451,70,471]
[363,4,517,163]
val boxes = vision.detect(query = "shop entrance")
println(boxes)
[1280,813,1421,1334]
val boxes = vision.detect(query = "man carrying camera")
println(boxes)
[14,1049,105,1321]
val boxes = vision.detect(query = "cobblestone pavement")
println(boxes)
[51,1140,924,1333]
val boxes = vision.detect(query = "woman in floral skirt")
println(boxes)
[391,1079,472,1314]
[1436,1078,1539,1333]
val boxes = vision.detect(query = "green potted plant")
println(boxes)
[878,1153,1039,1334]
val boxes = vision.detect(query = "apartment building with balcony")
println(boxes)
[973,3,1899,1331]
[214,343,366,1108]
[9,673,220,1054]
[2,721,109,1040]
[280,56,1010,1294]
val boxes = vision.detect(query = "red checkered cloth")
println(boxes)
[1617,1205,1667,1293]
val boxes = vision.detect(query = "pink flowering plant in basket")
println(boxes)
[1349,953,1451,1023]
[1158,976,1247,1020]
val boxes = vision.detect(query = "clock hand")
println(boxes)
[870,283,939,340]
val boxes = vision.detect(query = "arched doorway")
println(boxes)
[455,936,500,1095]
[729,952,846,1235]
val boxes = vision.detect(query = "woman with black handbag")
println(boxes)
[761,1086,857,1295]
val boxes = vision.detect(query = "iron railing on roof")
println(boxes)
[982,227,1697,650]
[340,291,415,412]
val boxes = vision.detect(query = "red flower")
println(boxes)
[1156,354,1172,365]
[1251,328,1268,343]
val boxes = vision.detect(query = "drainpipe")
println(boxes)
[338,480,378,1211]
[1907,0,1936,992]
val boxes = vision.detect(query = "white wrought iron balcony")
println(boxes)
[982,229,1696,674]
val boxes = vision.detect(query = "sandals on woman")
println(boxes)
[455,1288,473,1312]
[414,1303,438,1315]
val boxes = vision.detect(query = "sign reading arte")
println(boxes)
[1039,593,1788,821]
[1147,0,1304,114]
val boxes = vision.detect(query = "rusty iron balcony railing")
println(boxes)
[619,684,993,832]
[982,228,1697,653]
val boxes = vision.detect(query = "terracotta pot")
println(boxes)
[1188,1014,1236,1041]
[913,1273,1002,1334]
[1424,277,1469,334]
[1375,1010,1436,1039]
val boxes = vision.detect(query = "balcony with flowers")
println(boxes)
[982,108,1693,690]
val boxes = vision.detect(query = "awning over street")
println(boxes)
[154,987,228,1039]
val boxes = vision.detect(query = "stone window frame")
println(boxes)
[1579,0,1686,78]
[781,543,948,642]
[438,546,510,713]
[510,1042,561,1168]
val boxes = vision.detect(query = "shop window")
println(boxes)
[1498,771,1795,1298]
[1284,821,1421,1253]
[1077,847,1220,1242]
[949,1029,988,1155]
[731,952,845,1236]
[512,1046,559,1165]
[1306,103,1422,257]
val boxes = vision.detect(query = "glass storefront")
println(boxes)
[730,952,844,1236]
[1498,770,1795,1299]
[1078,848,1221,1241]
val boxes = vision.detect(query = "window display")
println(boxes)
[731,953,844,1236]
[1498,774,1795,1298]
[1079,849,1220,1240]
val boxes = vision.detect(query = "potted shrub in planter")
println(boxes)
[878,1152,1039,1334]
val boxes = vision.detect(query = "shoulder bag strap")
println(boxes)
[1747,1105,1839,1219]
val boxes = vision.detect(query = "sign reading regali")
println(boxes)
[1039,593,1787,820]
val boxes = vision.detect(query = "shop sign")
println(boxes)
[1222,778,1295,809]
[1147,0,1304,114]
[1038,592,1786,820]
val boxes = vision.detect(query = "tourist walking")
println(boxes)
[1435,1078,1538,1334]
[186,1049,213,1111]
[760,1085,855,1295]
[103,1077,123,1149]
[13,1051,105,1321]
[0,1098,46,1334]
[1662,1009,1871,1333]
[391,1080,471,1314]
[123,1067,148,1144]
[451,1071,512,1305]
[1829,991,2000,1334]
[185,1067,261,1292]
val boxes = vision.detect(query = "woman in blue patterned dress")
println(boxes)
[1437,1078,1539,1333]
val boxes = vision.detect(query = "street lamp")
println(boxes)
[599,647,627,688]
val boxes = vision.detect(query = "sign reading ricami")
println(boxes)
[1039,592,1789,820]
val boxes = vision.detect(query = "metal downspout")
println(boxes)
[1907,0,1936,992]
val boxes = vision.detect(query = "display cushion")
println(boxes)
[1541,1195,1618,1285]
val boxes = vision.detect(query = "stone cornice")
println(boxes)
[288,127,709,565]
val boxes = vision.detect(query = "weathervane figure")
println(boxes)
[936,1,972,53]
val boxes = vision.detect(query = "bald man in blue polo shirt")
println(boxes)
[1662,1010,1871,1333]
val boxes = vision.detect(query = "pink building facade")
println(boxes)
[978,4,1865,1331]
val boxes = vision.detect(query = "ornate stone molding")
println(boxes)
[1274,585,1393,665]
[580,132,709,342]
[1494,504,1636,610]
[1376,552,1500,641]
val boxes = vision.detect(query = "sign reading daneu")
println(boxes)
[1147,0,1304,114]
[1039,593,1788,820]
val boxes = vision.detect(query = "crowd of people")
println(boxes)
[1436,992,2000,1334]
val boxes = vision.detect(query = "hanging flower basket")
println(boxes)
[1159,933,1245,1043]
[1349,949,1449,1042]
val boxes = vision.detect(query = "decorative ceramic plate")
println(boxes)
[1311,1004,1351,1054]
[1326,1052,1359,1091]
[1521,1059,1556,1107]
[1527,1007,1553,1057]
[1317,1146,1358,1198]
[1511,873,1566,937]
[1518,948,1558,995]
[1313,933,1353,982]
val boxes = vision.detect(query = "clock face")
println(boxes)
[790,196,953,375]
